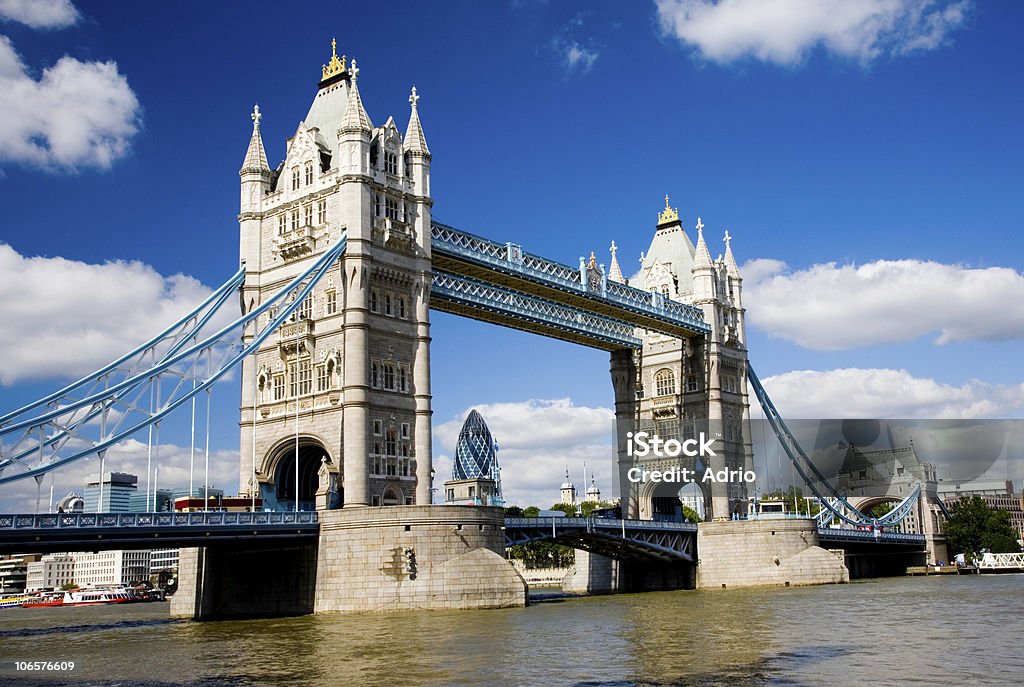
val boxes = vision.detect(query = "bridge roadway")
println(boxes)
[0,512,925,559]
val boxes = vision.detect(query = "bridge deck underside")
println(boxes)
[505,520,696,563]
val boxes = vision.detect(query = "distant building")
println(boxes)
[560,469,576,506]
[55,492,85,513]
[941,481,1024,543]
[0,554,40,594]
[74,550,151,588]
[128,489,173,513]
[149,549,179,576]
[444,410,503,507]
[25,554,75,592]
[84,472,138,513]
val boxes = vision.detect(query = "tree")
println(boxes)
[680,504,701,523]
[523,506,541,518]
[945,495,1022,557]
[503,505,524,518]
[579,500,613,517]
[60,583,78,591]
[548,503,577,517]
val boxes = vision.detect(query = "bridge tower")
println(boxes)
[237,41,433,511]
[621,197,754,521]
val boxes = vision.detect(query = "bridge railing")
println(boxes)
[817,527,925,543]
[0,511,319,530]
[504,517,697,532]
[431,222,708,333]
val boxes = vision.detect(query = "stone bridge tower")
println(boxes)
[612,197,754,521]
[237,41,433,511]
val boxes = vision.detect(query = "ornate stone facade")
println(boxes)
[237,42,433,510]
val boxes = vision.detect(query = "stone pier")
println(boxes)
[315,505,526,612]
[696,518,849,589]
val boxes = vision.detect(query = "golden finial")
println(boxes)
[658,194,679,225]
[588,251,598,269]
[321,37,347,82]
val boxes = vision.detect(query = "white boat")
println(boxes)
[0,594,32,609]
[62,586,138,606]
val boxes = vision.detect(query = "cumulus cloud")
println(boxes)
[0,35,141,170]
[0,0,78,29]
[743,258,1024,350]
[0,244,216,385]
[0,438,240,513]
[433,399,615,508]
[760,368,1024,419]
[655,0,970,66]
[564,41,599,72]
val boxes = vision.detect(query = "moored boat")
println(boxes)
[22,591,65,608]
[62,586,138,606]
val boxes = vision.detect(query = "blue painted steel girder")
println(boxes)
[430,222,709,340]
[432,270,643,351]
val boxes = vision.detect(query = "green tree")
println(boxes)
[680,504,701,523]
[869,502,895,519]
[60,583,78,591]
[579,500,613,517]
[504,505,524,518]
[945,495,1022,556]
[523,505,541,518]
[549,503,577,517]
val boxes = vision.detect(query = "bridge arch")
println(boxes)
[264,435,335,511]
[639,477,708,522]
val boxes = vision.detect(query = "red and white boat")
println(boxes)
[22,591,65,608]
[62,586,138,606]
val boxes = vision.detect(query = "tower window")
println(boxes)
[288,359,311,397]
[370,289,379,313]
[304,204,313,227]
[290,209,299,231]
[317,200,327,225]
[291,167,299,190]
[373,193,381,217]
[398,296,407,319]
[384,293,392,316]
[385,430,397,458]
[383,364,395,390]
[654,368,676,397]
[401,423,410,440]
[371,362,379,388]
[385,197,399,220]
[399,367,407,393]
[385,151,398,175]
[273,375,284,401]
[325,290,337,315]
[278,215,287,235]
[304,161,313,186]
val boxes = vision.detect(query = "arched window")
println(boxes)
[291,166,299,190]
[399,367,407,392]
[370,290,378,313]
[655,368,676,397]
[383,364,395,390]
[304,160,313,185]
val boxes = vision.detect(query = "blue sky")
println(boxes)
[0,0,1022,510]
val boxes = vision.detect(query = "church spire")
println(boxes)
[404,86,430,156]
[341,58,373,133]
[240,104,269,175]
[608,240,625,283]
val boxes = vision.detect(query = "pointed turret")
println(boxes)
[692,217,713,267]
[723,230,740,277]
[240,104,270,175]
[608,240,625,283]
[404,86,430,156]
[341,58,373,133]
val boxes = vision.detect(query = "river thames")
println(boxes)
[1,574,1021,686]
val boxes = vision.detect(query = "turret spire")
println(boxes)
[404,85,430,155]
[693,217,713,267]
[724,229,740,276]
[608,240,625,283]
[240,103,269,174]
[341,58,373,132]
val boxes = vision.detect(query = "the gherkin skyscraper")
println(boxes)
[453,410,501,496]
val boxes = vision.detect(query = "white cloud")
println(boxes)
[0,438,240,513]
[0,35,141,170]
[655,0,970,66]
[0,0,78,29]
[0,244,215,385]
[433,399,615,508]
[760,368,1024,419]
[563,40,599,72]
[743,258,1024,350]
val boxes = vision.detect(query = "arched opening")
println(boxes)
[381,485,403,506]
[272,440,329,511]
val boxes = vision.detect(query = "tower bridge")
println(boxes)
[0,40,940,617]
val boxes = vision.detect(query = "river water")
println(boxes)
[1,575,1021,686]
